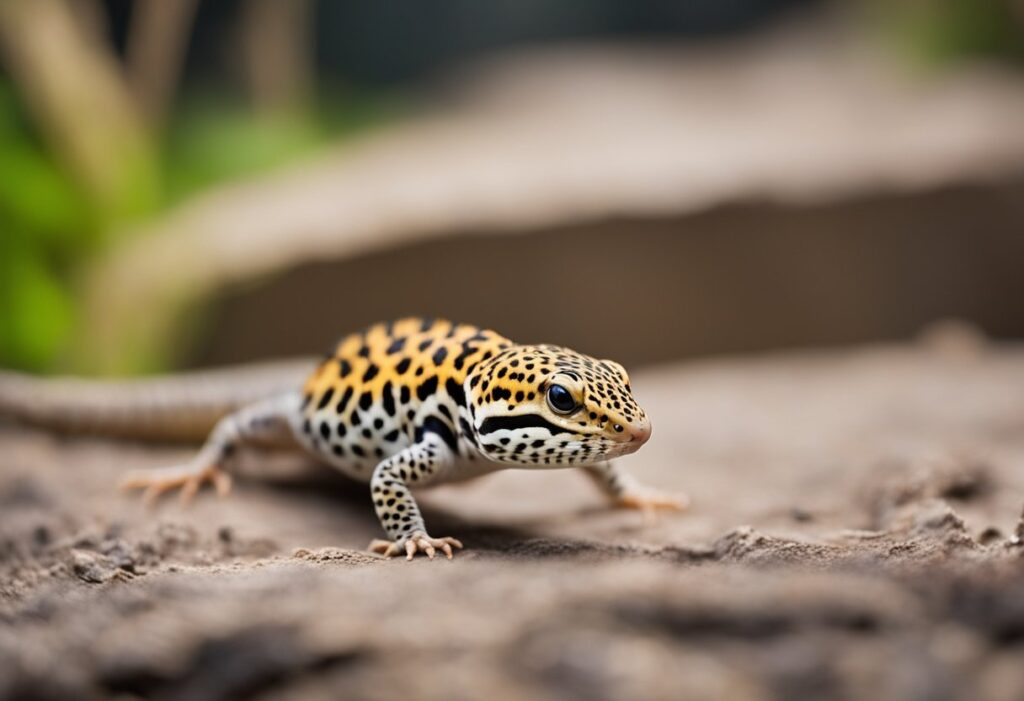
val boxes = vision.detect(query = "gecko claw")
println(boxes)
[369,532,463,561]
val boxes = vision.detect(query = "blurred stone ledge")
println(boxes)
[79,22,1024,372]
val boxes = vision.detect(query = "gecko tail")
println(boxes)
[0,359,316,443]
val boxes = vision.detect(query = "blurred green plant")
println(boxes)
[0,84,90,371]
[865,0,1024,65]
[0,81,394,373]
[0,0,400,375]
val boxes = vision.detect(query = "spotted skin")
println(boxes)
[296,318,511,479]
[122,318,683,560]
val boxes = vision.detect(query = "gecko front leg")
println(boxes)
[367,433,463,561]
[584,462,689,515]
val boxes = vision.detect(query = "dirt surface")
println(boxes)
[3,338,1024,700]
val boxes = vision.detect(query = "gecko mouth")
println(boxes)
[612,435,650,456]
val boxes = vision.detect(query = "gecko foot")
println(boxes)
[618,489,689,524]
[119,462,232,506]
[369,532,464,561]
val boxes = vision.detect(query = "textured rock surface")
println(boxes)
[2,340,1024,700]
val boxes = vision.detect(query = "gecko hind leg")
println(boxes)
[119,393,298,505]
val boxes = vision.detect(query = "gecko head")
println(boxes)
[464,345,651,467]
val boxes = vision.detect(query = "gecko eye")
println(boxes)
[546,384,577,414]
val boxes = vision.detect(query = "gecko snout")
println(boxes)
[629,420,652,444]
[610,416,651,444]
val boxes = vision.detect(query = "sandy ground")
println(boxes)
[2,338,1024,700]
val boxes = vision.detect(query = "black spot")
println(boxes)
[338,359,352,378]
[384,429,401,442]
[351,411,361,426]
[418,339,432,351]
[332,444,345,456]
[358,345,370,358]
[417,375,439,401]
[453,347,475,371]
[374,418,384,430]
[336,386,353,414]
[319,422,331,440]
[382,381,396,416]
[316,387,335,410]
[400,385,411,404]
[386,337,406,354]
[362,364,379,382]
[362,428,372,439]
[352,445,366,458]
[515,391,524,402]
[432,346,448,366]
[337,423,347,437]
[423,415,458,453]
[395,357,411,375]
[445,378,466,407]
[359,391,373,411]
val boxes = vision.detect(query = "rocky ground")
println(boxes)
[2,337,1024,700]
